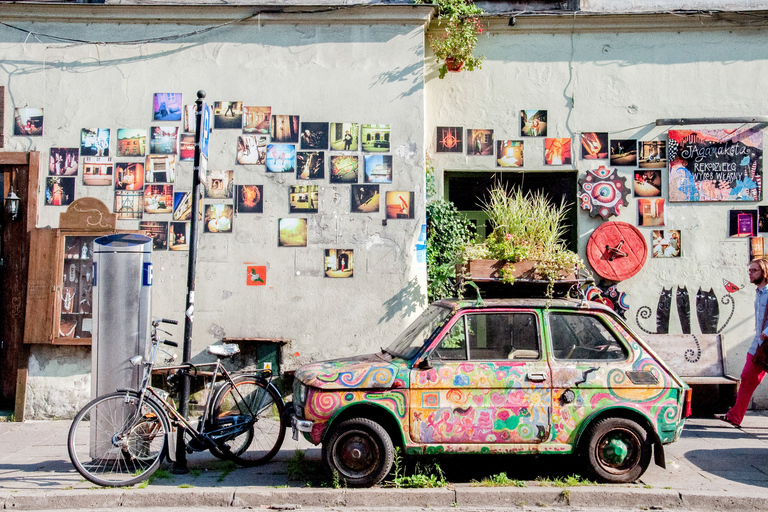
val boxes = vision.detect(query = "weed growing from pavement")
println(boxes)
[178,484,194,488]
[216,461,238,482]
[535,474,595,487]
[190,468,202,478]
[388,448,447,488]
[472,472,527,487]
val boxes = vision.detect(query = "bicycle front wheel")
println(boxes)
[209,376,286,467]
[68,391,168,487]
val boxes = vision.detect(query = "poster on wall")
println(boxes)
[49,148,79,176]
[180,134,195,161]
[634,170,662,197]
[13,107,43,136]
[169,222,190,251]
[385,191,414,219]
[82,157,113,186]
[153,93,182,122]
[330,123,359,151]
[115,190,143,219]
[144,184,173,214]
[300,122,329,150]
[639,141,667,168]
[45,177,75,206]
[278,218,308,247]
[289,185,319,213]
[669,127,763,202]
[609,139,638,167]
[266,144,296,173]
[271,114,300,142]
[325,249,353,278]
[139,221,168,251]
[204,204,234,233]
[81,129,111,157]
[237,136,267,165]
[150,126,179,155]
[115,162,145,190]
[145,155,175,183]
[361,124,390,152]
[214,101,244,129]
[436,127,463,153]
[652,230,681,258]
[204,170,234,199]
[243,106,271,134]
[363,155,392,183]
[466,129,493,156]
[637,198,665,227]
[544,138,571,165]
[330,155,358,183]
[297,151,324,179]
[496,140,523,167]
[728,209,757,237]
[236,185,263,213]
[520,110,547,137]
[351,185,379,213]
[117,129,147,157]
[580,132,608,160]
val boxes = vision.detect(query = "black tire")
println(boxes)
[209,375,286,467]
[68,391,168,487]
[580,417,652,483]
[322,417,395,488]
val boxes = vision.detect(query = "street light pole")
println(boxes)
[173,90,206,473]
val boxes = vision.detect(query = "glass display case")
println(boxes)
[56,235,97,342]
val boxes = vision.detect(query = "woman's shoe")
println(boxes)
[715,414,741,428]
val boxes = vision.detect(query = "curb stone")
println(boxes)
[454,487,565,507]
[233,489,345,508]
[3,489,123,510]
[344,488,456,507]
[568,487,682,509]
[120,488,234,508]
[681,490,768,511]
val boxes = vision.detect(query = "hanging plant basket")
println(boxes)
[445,57,464,73]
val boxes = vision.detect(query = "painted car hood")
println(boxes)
[296,353,399,389]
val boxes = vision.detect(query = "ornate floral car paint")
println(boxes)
[291,298,690,487]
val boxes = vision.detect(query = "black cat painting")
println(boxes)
[696,288,720,334]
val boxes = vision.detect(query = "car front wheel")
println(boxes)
[323,417,394,487]
[580,417,652,483]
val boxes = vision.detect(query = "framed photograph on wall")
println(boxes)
[436,127,463,153]
[520,110,547,137]
[325,249,353,278]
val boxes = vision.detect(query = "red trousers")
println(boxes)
[726,353,766,426]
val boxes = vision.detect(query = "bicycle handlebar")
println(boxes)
[158,318,178,325]
[163,340,179,347]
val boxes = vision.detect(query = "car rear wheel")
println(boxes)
[322,418,394,488]
[580,417,652,483]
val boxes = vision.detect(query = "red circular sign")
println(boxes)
[587,221,647,281]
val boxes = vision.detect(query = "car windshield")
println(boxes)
[384,305,453,360]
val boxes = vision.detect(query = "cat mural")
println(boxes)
[636,285,735,363]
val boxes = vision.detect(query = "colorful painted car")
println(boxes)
[291,298,691,487]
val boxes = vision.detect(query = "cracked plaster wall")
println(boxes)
[2,19,428,418]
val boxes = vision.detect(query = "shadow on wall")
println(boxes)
[379,277,426,324]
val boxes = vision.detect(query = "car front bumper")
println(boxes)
[291,414,313,441]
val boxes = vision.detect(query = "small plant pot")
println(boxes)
[445,57,464,73]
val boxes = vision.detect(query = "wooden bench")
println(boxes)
[643,334,739,415]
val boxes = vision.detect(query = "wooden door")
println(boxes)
[0,152,38,411]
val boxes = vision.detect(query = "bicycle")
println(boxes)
[67,318,287,487]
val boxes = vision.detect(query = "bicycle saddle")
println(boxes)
[207,343,240,358]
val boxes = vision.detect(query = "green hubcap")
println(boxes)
[602,438,629,464]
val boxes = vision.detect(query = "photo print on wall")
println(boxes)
[361,124,390,152]
[115,190,144,219]
[386,191,414,219]
[117,129,147,157]
[271,114,300,143]
[278,218,308,247]
[49,148,79,176]
[351,184,379,213]
[652,230,681,258]
[169,221,190,251]
[266,144,296,173]
[139,221,169,251]
[204,204,234,233]
[639,141,667,168]
[330,155,358,183]
[363,155,392,183]
[496,140,524,167]
[243,106,271,134]
[237,136,267,165]
[115,162,145,190]
[467,129,493,156]
[759,205,768,233]
[637,198,665,227]
[214,101,243,129]
[325,249,353,278]
[183,105,197,133]
[236,185,263,213]
[145,155,176,183]
[520,110,547,137]
[45,177,75,206]
[436,126,463,153]
[300,122,329,150]
[289,185,319,214]
[180,134,195,161]
[297,151,324,180]
[82,157,113,186]
[544,138,572,165]
[173,192,193,221]
[204,170,234,199]
[150,126,179,155]
[246,265,267,286]
[14,107,43,136]
[81,129,111,157]
[144,184,174,214]
[610,139,638,167]
[581,132,609,160]
[153,93,182,122]
[729,209,758,237]
[634,170,662,197]
[330,122,359,151]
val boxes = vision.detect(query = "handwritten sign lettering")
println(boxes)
[668,127,762,202]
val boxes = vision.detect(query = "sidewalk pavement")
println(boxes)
[1,412,767,510]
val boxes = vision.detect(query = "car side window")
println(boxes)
[548,312,628,361]
[435,313,540,361]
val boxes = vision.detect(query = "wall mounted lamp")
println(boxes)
[5,189,20,221]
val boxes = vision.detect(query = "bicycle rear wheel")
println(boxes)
[68,391,168,487]
[209,375,286,466]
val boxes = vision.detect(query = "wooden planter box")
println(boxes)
[456,259,581,298]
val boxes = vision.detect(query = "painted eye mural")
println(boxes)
[578,165,629,219]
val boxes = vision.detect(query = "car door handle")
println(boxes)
[527,372,547,382]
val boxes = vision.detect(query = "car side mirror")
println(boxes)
[417,356,433,370]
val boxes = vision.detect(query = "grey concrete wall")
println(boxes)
[2,7,430,418]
